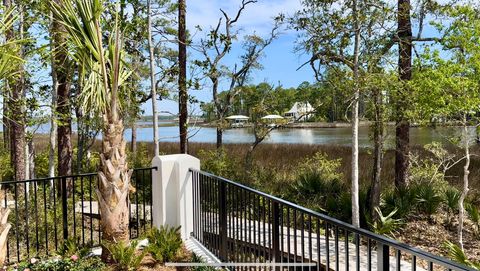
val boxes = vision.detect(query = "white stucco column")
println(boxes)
[151,154,200,240]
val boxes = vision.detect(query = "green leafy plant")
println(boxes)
[466,203,480,237]
[12,256,105,271]
[444,187,461,225]
[57,237,91,258]
[414,181,443,217]
[104,240,147,271]
[146,226,183,263]
[382,187,417,220]
[370,207,403,237]
[443,241,480,270]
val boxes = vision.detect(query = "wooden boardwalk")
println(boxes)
[198,214,426,271]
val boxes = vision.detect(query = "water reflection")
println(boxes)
[125,125,476,149]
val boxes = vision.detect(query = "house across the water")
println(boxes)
[284,102,314,122]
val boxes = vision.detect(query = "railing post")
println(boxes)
[61,177,68,241]
[272,201,281,268]
[377,242,389,271]
[218,181,228,261]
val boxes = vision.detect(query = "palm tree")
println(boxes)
[50,0,132,258]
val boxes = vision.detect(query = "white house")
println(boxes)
[284,102,314,122]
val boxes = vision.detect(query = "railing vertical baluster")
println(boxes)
[257,194,261,261]
[80,176,85,245]
[325,222,330,270]
[412,255,417,271]
[14,183,19,261]
[89,175,93,244]
[72,177,77,239]
[335,226,339,271]
[286,207,290,265]
[293,209,297,264]
[367,238,372,271]
[316,218,320,271]
[34,181,39,254]
[43,180,48,256]
[308,215,312,271]
[396,250,401,271]
[61,177,68,241]
[377,242,390,271]
[272,201,280,269]
[428,261,433,271]
[53,180,58,251]
[356,233,360,271]
[301,213,305,263]
[345,230,349,271]
[24,182,30,258]
[218,180,228,262]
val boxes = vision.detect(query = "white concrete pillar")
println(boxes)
[152,154,200,240]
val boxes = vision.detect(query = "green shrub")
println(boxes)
[414,181,443,217]
[104,240,146,271]
[146,226,183,263]
[382,187,417,220]
[466,203,480,237]
[370,207,403,237]
[198,149,239,180]
[57,237,91,258]
[12,256,105,271]
[444,187,461,224]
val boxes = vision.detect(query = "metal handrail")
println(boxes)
[0,166,158,185]
[190,168,474,271]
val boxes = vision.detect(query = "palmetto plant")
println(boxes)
[50,0,132,257]
[443,241,480,270]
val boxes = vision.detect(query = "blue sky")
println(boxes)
[146,0,452,116]
[151,0,314,116]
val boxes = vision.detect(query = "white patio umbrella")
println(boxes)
[261,114,284,120]
[225,115,249,120]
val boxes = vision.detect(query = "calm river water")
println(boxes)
[126,125,473,149]
[26,122,473,148]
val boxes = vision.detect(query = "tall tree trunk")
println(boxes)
[10,2,26,184]
[53,0,72,180]
[76,109,85,173]
[148,0,160,156]
[131,122,137,154]
[458,116,470,251]
[2,0,11,152]
[350,0,360,228]
[216,127,223,149]
[178,0,188,154]
[370,88,384,221]
[49,22,58,178]
[395,0,412,188]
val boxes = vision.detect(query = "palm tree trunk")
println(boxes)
[98,116,131,260]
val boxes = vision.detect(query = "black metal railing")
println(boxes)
[1,167,155,263]
[191,169,474,271]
